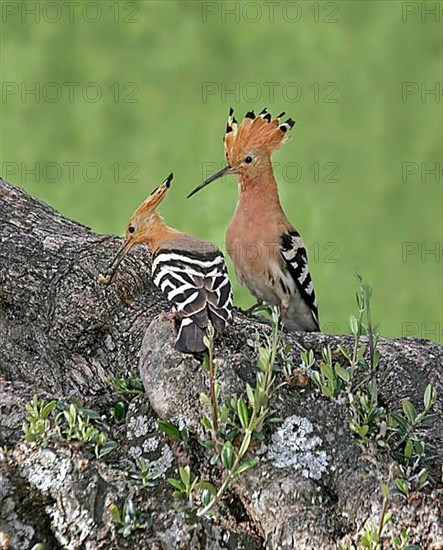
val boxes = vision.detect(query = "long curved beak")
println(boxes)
[102,239,133,286]
[187,165,233,199]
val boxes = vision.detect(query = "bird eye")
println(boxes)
[128,225,135,234]
[244,155,253,164]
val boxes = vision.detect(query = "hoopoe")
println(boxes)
[99,173,233,353]
[188,108,319,332]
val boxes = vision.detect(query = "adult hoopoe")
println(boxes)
[188,108,319,332]
[99,173,233,353]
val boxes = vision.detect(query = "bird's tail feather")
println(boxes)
[175,317,207,354]
[208,305,228,332]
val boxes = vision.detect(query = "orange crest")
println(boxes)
[133,172,173,218]
[224,108,295,164]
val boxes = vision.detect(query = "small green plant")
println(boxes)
[358,483,392,550]
[385,385,437,495]
[105,376,144,425]
[357,483,418,550]
[310,345,349,398]
[167,465,215,508]
[306,274,437,543]
[157,419,189,444]
[113,376,144,395]
[166,307,282,517]
[22,396,57,444]
[109,498,151,538]
[22,398,118,459]
[348,381,385,444]
[127,456,163,488]
[307,277,437,464]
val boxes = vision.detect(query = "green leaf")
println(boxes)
[195,481,217,496]
[335,364,350,383]
[357,425,369,438]
[41,400,57,419]
[98,440,118,458]
[395,477,409,496]
[237,397,249,430]
[418,469,428,485]
[201,416,212,431]
[233,458,258,476]
[246,383,255,408]
[200,439,216,449]
[65,404,77,424]
[381,483,390,500]
[311,372,321,387]
[258,347,270,370]
[413,439,424,457]
[200,489,212,506]
[108,503,122,523]
[423,384,437,410]
[372,349,381,368]
[382,509,392,527]
[221,441,234,470]
[225,428,238,441]
[357,343,366,359]
[404,438,413,460]
[349,314,359,336]
[179,465,191,487]
[338,345,351,361]
[81,408,100,420]
[322,346,332,364]
[113,402,126,422]
[203,335,211,351]
[320,361,334,382]
[362,283,372,300]
[167,478,185,491]
[238,431,252,456]
[157,420,182,441]
[401,399,417,423]
[200,392,211,405]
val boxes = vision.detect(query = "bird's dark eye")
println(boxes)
[128,225,135,234]
[244,156,253,164]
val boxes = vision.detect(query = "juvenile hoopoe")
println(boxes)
[188,108,319,332]
[99,173,233,354]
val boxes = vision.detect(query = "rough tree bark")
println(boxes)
[0,178,442,550]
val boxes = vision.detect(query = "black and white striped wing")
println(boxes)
[204,257,233,330]
[280,230,320,330]
[152,248,233,330]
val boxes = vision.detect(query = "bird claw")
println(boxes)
[160,310,178,322]
[236,302,262,316]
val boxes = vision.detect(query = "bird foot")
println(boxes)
[235,302,262,316]
[160,310,178,322]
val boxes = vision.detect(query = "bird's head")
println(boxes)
[187,108,295,198]
[98,173,173,286]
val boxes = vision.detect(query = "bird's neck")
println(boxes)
[146,213,179,252]
[235,160,283,216]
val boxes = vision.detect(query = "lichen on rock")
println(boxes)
[265,415,329,480]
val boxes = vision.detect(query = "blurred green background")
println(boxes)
[1,1,441,342]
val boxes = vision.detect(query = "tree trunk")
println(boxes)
[0,178,442,549]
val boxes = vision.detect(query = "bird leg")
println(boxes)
[235,301,262,316]
[160,309,179,322]
[279,303,289,330]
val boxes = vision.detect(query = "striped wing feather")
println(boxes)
[280,230,320,330]
[152,248,233,331]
